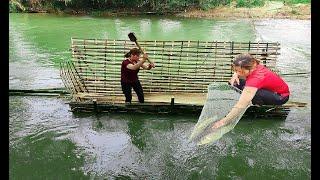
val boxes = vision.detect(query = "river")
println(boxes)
[9,13,310,179]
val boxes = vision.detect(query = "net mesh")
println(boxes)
[189,83,250,145]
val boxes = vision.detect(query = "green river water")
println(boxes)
[9,13,310,179]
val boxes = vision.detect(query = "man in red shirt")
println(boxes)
[212,53,290,128]
[121,48,155,103]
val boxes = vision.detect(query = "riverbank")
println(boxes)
[58,2,310,20]
[177,1,310,20]
[10,1,310,20]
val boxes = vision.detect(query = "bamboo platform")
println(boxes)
[68,92,306,118]
[58,38,300,118]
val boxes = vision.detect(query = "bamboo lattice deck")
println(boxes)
[59,38,294,117]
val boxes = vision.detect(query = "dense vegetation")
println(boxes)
[9,0,311,14]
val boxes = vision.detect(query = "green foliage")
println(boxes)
[199,0,232,10]
[9,2,19,12]
[159,0,189,11]
[9,0,26,12]
[167,0,188,10]
[236,0,265,7]
[284,0,311,4]
[49,1,68,10]
[36,0,67,12]
[63,0,92,10]
[272,0,310,4]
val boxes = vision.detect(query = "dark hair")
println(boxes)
[233,54,260,70]
[124,48,141,58]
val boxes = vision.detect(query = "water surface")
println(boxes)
[9,13,310,179]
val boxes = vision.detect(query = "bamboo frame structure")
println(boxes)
[58,38,293,116]
[60,38,280,103]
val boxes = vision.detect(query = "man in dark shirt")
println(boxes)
[121,48,155,103]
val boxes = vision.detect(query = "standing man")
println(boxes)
[121,48,155,103]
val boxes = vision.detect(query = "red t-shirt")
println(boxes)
[245,64,290,97]
[121,59,139,83]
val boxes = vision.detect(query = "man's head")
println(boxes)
[125,48,141,58]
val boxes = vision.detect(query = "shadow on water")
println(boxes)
[73,112,190,152]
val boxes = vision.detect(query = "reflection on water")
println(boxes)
[9,61,64,89]
[9,17,64,89]
[9,14,310,179]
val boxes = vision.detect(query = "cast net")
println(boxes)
[189,83,250,145]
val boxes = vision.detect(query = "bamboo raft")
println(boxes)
[59,38,303,118]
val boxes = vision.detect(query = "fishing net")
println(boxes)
[189,83,250,145]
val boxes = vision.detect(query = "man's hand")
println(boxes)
[212,119,226,129]
[148,63,155,69]
[140,57,147,63]
[142,53,149,60]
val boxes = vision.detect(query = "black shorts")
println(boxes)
[121,80,144,103]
